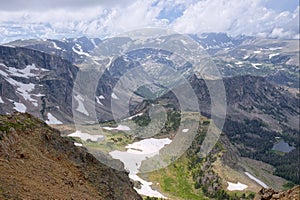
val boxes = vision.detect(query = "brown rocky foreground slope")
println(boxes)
[254,186,300,200]
[0,112,142,200]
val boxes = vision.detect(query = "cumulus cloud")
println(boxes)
[171,0,299,39]
[0,0,298,43]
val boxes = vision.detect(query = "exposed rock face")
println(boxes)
[0,45,78,123]
[0,112,142,200]
[187,75,299,130]
[254,186,300,200]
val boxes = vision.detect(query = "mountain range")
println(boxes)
[0,32,299,199]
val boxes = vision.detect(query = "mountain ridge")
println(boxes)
[0,112,142,200]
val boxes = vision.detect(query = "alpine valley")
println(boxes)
[0,33,299,200]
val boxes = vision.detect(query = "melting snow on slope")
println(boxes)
[96,96,103,106]
[251,63,262,69]
[110,138,171,198]
[14,82,37,105]
[127,113,143,120]
[13,102,27,112]
[227,181,248,191]
[52,41,62,50]
[269,53,280,59]
[245,172,269,188]
[243,55,250,60]
[7,64,49,78]
[72,44,91,57]
[111,92,119,100]
[74,94,89,115]
[103,125,131,131]
[68,130,103,142]
[0,63,46,106]
[45,113,62,125]
[235,61,243,65]
[0,96,4,103]
[74,142,83,147]
[269,47,282,51]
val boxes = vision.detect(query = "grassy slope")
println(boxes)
[147,156,207,200]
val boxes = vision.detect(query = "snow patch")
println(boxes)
[127,113,143,120]
[245,172,269,188]
[111,92,119,100]
[74,94,89,115]
[8,64,48,78]
[269,53,280,59]
[68,130,103,142]
[182,129,189,133]
[13,102,27,112]
[72,44,91,57]
[103,125,131,131]
[226,64,233,68]
[243,55,250,60]
[0,64,47,106]
[251,63,262,69]
[106,57,114,69]
[235,61,243,65]
[227,181,248,191]
[109,138,171,198]
[269,47,282,51]
[15,83,37,104]
[180,39,188,45]
[253,50,261,54]
[125,138,172,154]
[96,96,103,106]
[0,96,4,103]
[52,41,62,50]
[131,174,166,198]
[2,44,15,48]
[74,142,83,147]
[45,113,62,125]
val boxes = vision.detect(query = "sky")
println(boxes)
[0,0,299,43]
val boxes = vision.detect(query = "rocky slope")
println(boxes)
[0,112,141,200]
[254,186,300,200]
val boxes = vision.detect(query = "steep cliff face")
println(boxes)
[0,112,142,200]
[0,45,78,123]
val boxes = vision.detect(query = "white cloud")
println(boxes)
[0,0,134,11]
[0,0,298,43]
[171,0,299,39]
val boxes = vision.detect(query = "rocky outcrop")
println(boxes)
[0,112,142,200]
[254,186,300,200]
